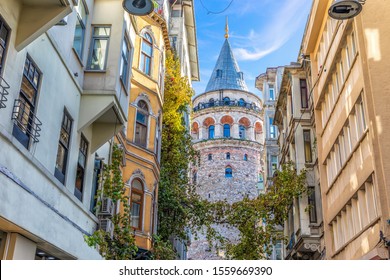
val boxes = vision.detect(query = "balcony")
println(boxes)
[0,76,10,109]
[13,0,72,51]
[193,100,262,113]
[11,99,42,148]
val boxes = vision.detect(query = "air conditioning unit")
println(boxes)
[100,197,114,216]
[99,218,113,237]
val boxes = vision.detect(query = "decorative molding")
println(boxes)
[132,169,145,180]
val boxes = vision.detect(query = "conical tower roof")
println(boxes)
[204,38,249,93]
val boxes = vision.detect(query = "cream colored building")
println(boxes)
[0,0,135,259]
[302,0,390,259]
[274,63,324,259]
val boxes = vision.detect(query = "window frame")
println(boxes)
[87,26,111,71]
[120,35,131,87]
[140,32,153,76]
[300,79,309,109]
[303,129,313,163]
[74,134,89,201]
[239,125,246,139]
[55,110,73,184]
[0,16,10,75]
[208,125,215,139]
[135,100,149,148]
[73,0,88,60]
[225,166,233,178]
[308,186,317,223]
[223,123,231,138]
[130,179,144,230]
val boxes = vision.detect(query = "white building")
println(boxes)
[0,0,135,259]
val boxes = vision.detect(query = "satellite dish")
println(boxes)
[328,0,363,20]
[122,0,154,16]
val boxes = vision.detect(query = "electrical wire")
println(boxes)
[199,0,234,15]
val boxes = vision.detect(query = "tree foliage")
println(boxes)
[84,143,138,260]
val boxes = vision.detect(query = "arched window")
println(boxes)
[193,171,197,184]
[244,154,248,161]
[208,154,212,160]
[223,124,231,138]
[216,69,222,78]
[130,179,144,229]
[225,167,233,178]
[135,100,148,147]
[209,98,215,107]
[239,98,245,107]
[208,125,215,139]
[239,125,246,139]
[140,33,153,75]
[226,152,230,160]
[223,97,230,105]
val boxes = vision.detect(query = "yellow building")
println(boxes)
[302,0,390,259]
[117,4,170,253]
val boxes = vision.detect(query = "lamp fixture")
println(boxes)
[328,0,364,20]
[122,0,154,16]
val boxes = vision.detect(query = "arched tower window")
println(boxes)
[216,69,222,78]
[130,179,144,229]
[208,125,215,139]
[191,122,199,140]
[209,98,215,107]
[239,125,246,139]
[244,154,248,161]
[208,154,212,160]
[135,100,149,147]
[225,166,233,178]
[239,98,246,107]
[226,152,230,160]
[140,33,153,75]
[223,124,231,138]
[223,97,230,105]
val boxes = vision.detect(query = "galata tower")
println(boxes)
[187,23,264,260]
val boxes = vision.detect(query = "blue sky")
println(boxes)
[192,0,312,96]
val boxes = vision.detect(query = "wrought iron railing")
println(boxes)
[11,99,42,143]
[193,100,262,113]
[0,76,10,109]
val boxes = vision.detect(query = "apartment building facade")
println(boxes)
[0,0,135,259]
[302,0,390,259]
[274,63,324,259]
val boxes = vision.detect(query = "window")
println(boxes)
[12,56,41,149]
[356,97,367,134]
[269,118,276,138]
[308,186,317,223]
[193,171,197,184]
[223,97,230,105]
[90,157,103,213]
[75,135,88,201]
[225,167,232,178]
[209,98,215,107]
[351,32,357,58]
[300,79,308,108]
[120,36,131,87]
[208,125,215,139]
[270,155,278,176]
[303,130,312,163]
[130,179,144,229]
[226,152,230,160]
[208,154,212,160]
[269,87,275,101]
[140,33,153,75]
[244,154,248,161]
[216,69,222,78]
[0,17,10,74]
[239,125,246,139]
[135,100,148,147]
[55,111,73,184]
[73,0,88,59]
[238,98,245,107]
[87,26,111,70]
[223,124,231,138]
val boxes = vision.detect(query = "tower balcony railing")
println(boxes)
[193,100,262,113]
[11,99,42,143]
[0,76,10,109]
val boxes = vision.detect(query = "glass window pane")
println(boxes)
[56,144,67,173]
[73,19,84,57]
[89,39,108,70]
[94,27,110,36]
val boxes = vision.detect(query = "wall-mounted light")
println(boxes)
[328,0,365,20]
[122,0,154,16]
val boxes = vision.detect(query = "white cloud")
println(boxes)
[231,0,310,61]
